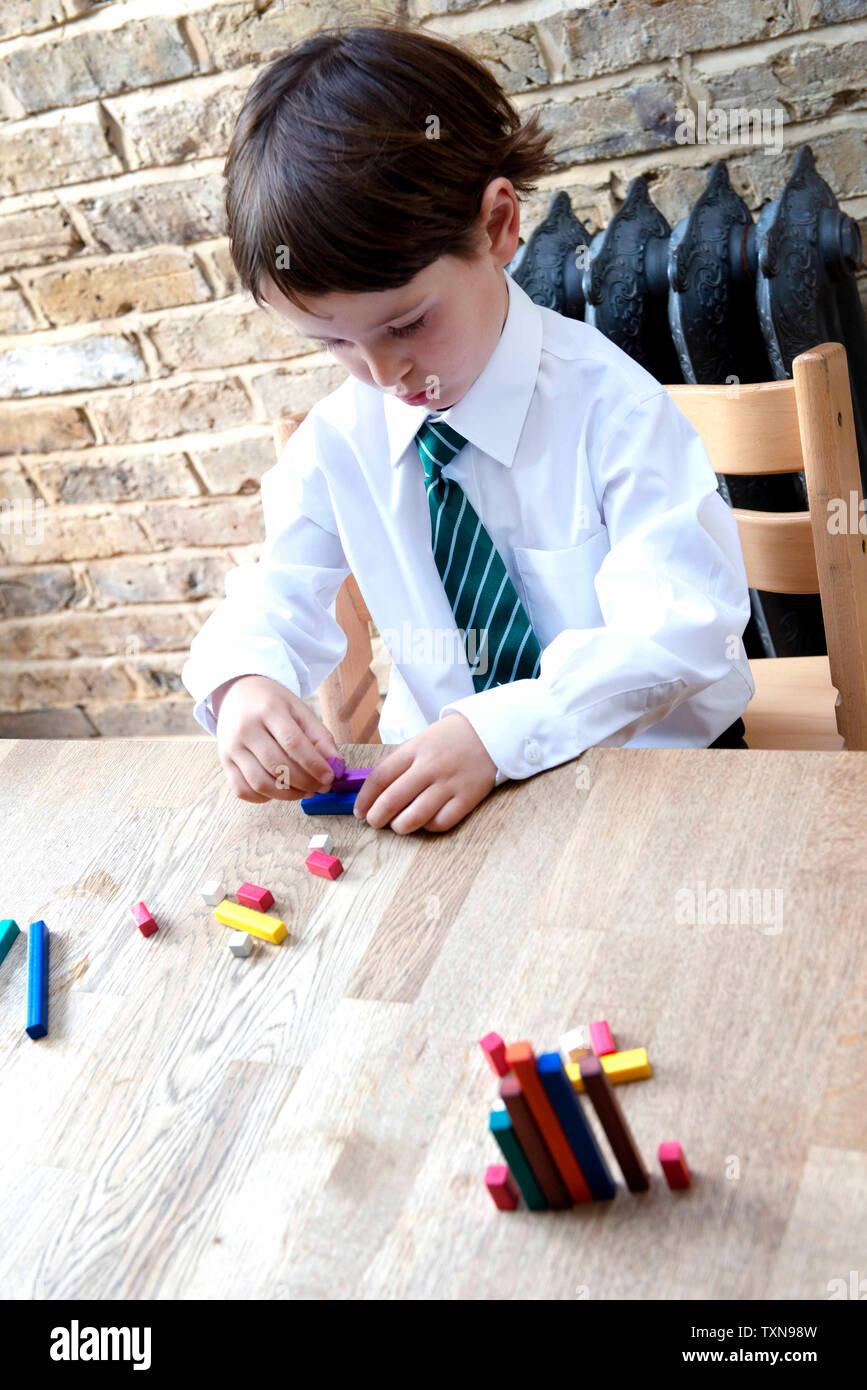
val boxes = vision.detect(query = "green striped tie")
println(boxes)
[415,416,542,691]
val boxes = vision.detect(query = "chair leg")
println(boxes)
[318,578,381,744]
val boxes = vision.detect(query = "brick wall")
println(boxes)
[1,0,866,738]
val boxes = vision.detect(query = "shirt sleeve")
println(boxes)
[180,414,352,737]
[437,388,753,781]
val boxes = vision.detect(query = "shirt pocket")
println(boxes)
[512,530,610,645]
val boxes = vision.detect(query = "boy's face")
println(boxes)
[259,178,519,411]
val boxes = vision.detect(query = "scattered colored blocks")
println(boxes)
[659,1141,691,1190]
[213,898,287,945]
[131,901,158,938]
[504,1041,592,1204]
[199,879,225,906]
[537,1052,616,1202]
[308,833,333,855]
[331,768,371,792]
[326,756,346,779]
[589,1020,616,1056]
[560,1026,591,1063]
[0,918,20,968]
[500,1075,571,1210]
[566,1047,652,1092]
[305,850,344,881]
[236,882,274,911]
[488,1108,547,1212]
[229,935,253,958]
[579,1054,649,1194]
[300,791,359,815]
[25,919,49,1040]
[478,1031,509,1077]
[485,1164,519,1211]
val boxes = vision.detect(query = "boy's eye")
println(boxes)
[314,314,427,353]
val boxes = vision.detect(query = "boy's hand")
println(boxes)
[214,674,340,803]
[352,713,499,834]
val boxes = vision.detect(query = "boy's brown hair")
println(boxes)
[224,20,558,318]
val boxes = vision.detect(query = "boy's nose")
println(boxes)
[364,350,410,391]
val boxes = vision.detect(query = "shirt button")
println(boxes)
[525,739,542,765]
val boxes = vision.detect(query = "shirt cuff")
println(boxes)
[439,681,577,782]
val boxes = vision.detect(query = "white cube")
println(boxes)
[229,934,253,958]
[560,1026,591,1064]
[308,833,333,855]
[200,878,225,906]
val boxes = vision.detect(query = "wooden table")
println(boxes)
[0,739,864,1301]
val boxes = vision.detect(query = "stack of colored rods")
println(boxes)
[481,1033,650,1211]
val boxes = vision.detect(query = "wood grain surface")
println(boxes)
[0,739,865,1300]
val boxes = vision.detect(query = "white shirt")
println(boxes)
[180,273,754,782]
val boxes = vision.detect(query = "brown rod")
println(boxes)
[499,1076,572,1210]
[578,1055,650,1193]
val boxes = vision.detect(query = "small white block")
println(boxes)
[200,878,225,906]
[560,1026,591,1064]
[308,833,333,855]
[229,934,253,958]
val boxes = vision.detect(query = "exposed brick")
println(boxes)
[75,174,227,253]
[0,107,121,198]
[139,494,263,549]
[208,242,243,296]
[810,0,867,20]
[87,377,253,444]
[0,18,196,115]
[90,695,204,737]
[0,602,202,660]
[695,39,867,124]
[194,0,390,70]
[28,250,212,327]
[0,705,97,738]
[86,551,235,606]
[0,507,151,565]
[463,26,549,94]
[252,361,348,418]
[190,434,275,494]
[0,463,40,501]
[32,449,200,504]
[0,334,146,400]
[0,563,82,620]
[536,76,686,166]
[560,0,800,82]
[0,205,84,275]
[407,0,496,15]
[0,283,36,334]
[113,77,246,168]
[125,649,189,699]
[0,0,67,43]
[148,300,310,372]
[0,656,135,709]
[0,402,95,455]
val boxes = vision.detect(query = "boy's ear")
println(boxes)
[479,177,521,264]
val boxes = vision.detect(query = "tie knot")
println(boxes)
[415,417,469,478]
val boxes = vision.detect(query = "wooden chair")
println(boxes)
[667,341,867,749]
[274,415,381,744]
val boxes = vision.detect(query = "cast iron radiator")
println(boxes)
[506,146,867,661]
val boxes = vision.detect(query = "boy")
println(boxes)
[180,22,754,835]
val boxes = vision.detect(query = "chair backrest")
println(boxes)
[666,341,867,748]
[274,415,381,745]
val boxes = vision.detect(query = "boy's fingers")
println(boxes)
[353,746,409,816]
[224,752,269,804]
[247,727,326,797]
[265,706,335,786]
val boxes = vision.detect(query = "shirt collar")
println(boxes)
[381,273,542,469]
